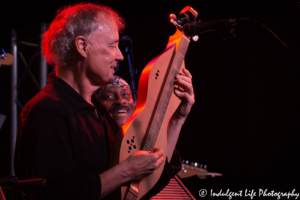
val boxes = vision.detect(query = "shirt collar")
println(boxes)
[92,94,107,117]
[48,73,106,114]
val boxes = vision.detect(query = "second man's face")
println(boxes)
[99,87,135,127]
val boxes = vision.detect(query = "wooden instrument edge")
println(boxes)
[110,6,196,200]
[109,47,178,200]
[119,46,177,199]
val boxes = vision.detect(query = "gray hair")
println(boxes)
[42,3,125,67]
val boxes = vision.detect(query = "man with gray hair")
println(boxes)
[15,3,195,200]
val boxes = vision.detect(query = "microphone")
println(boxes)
[120,35,133,53]
[183,17,249,36]
[119,36,137,102]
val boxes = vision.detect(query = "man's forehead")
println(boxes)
[96,22,117,33]
[88,24,118,43]
[104,86,130,93]
[106,77,130,89]
[95,14,118,32]
[95,76,131,98]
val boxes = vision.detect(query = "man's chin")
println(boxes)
[101,77,115,86]
[96,74,115,86]
[112,114,129,127]
[108,76,115,84]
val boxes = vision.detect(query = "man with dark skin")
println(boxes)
[96,70,194,162]
[95,76,136,128]
[95,75,194,198]
[15,3,195,199]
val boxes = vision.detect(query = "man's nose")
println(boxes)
[116,95,126,104]
[116,46,124,61]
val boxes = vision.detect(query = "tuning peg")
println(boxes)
[169,13,182,29]
[194,162,199,167]
[169,14,177,21]
[204,165,207,169]
[185,160,189,164]
[192,35,199,42]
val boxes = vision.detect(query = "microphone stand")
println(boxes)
[121,36,137,102]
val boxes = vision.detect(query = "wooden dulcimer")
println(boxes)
[111,6,198,200]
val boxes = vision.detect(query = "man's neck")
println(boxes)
[57,64,99,105]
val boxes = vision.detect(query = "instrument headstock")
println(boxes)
[169,6,198,30]
[169,6,199,41]
[177,160,223,179]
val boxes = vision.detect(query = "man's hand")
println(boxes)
[172,68,195,123]
[99,148,164,198]
[123,148,164,181]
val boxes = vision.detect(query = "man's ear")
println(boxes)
[75,35,88,58]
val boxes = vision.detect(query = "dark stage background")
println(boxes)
[1,0,300,199]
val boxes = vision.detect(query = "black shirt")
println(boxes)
[15,74,119,199]
[14,74,181,200]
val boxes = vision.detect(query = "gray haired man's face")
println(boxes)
[98,87,135,127]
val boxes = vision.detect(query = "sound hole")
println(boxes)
[155,70,160,80]
[127,136,136,153]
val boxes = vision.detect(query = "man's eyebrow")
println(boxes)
[109,39,119,45]
[103,90,114,93]
[122,88,132,94]
[122,87,130,91]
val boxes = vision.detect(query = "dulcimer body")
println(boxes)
[111,6,197,200]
